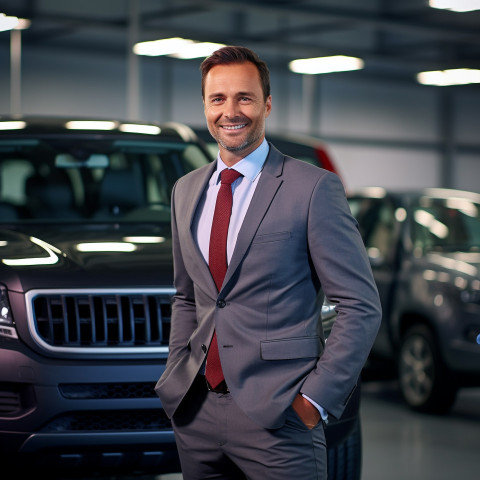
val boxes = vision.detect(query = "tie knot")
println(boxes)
[220,169,242,185]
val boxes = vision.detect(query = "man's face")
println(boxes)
[203,61,272,164]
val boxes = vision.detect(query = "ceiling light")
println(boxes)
[289,55,364,75]
[429,0,480,12]
[168,42,226,59]
[119,123,161,135]
[133,37,194,56]
[0,13,19,31]
[65,120,117,130]
[417,68,480,86]
[133,37,225,59]
[0,121,26,130]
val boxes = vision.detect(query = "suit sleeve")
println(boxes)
[165,180,198,366]
[300,172,382,419]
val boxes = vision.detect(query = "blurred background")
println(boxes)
[1,0,479,192]
[0,2,479,480]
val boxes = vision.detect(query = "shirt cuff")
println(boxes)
[301,393,329,422]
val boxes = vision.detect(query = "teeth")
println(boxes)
[223,124,246,130]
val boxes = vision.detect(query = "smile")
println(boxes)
[221,124,246,130]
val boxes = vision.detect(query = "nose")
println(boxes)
[223,98,240,119]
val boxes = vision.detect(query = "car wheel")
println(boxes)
[398,324,457,414]
[327,417,362,480]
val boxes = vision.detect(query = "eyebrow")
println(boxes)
[207,91,256,99]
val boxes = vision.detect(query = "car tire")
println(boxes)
[398,324,457,414]
[327,417,362,480]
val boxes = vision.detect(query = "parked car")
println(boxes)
[0,116,361,478]
[193,126,343,181]
[348,187,480,413]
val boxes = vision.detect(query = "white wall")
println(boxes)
[1,43,479,192]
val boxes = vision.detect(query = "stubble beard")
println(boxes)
[210,121,264,154]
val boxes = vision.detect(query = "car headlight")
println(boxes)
[0,285,18,339]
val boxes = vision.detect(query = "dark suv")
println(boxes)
[348,187,480,413]
[0,116,360,478]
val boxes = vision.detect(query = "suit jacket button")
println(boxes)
[201,344,207,354]
[216,299,226,308]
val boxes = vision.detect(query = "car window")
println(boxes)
[0,137,210,223]
[412,196,480,252]
[348,197,396,262]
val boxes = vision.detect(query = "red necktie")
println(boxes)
[205,168,242,390]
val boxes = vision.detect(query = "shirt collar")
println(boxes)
[214,138,269,184]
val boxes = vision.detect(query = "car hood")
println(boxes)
[0,223,175,291]
[425,250,480,280]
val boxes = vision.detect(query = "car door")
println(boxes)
[348,195,400,360]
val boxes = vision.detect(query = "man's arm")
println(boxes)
[166,181,198,363]
[301,171,382,419]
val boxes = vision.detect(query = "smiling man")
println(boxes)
[155,45,381,480]
[203,60,271,160]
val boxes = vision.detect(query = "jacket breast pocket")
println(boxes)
[260,336,322,360]
[252,231,291,244]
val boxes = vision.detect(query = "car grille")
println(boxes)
[59,382,157,399]
[26,288,174,354]
[39,408,172,432]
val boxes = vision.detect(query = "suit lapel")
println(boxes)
[223,145,284,289]
[184,161,218,294]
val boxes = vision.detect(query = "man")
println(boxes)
[155,45,381,479]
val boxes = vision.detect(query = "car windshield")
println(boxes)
[0,136,209,223]
[412,194,480,252]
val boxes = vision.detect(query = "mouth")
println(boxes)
[220,124,247,131]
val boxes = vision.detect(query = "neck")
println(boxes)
[218,137,264,167]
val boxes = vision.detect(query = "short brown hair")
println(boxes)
[200,45,271,101]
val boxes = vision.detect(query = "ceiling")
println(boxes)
[2,0,480,85]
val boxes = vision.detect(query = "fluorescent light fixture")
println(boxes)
[0,13,19,31]
[134,37,225,59]
[429,0,480,12]
[169,42,226,59]
[65,120,117,130]
[417,68,480,86]
[119,123,161,135]
[76,242,137,253]
[133,37,194,56]
[289,55,364,75]
[0,121,26,130]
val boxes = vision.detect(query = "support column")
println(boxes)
[127,0,141,120]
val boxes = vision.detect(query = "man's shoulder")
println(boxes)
[269,142,331,177]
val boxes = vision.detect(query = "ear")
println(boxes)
[265,95,272,118]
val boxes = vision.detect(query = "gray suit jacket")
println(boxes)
[155,143,381,429]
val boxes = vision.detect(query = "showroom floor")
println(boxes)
[64,380,480,480]
[155,381,480,480]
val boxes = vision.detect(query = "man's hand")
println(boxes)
[291,393,321,429]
